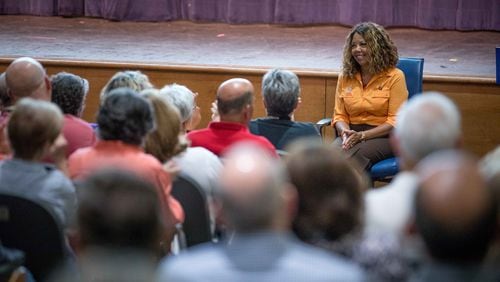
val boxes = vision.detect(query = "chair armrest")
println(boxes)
[315,118,332,137]
[316,118,332,127]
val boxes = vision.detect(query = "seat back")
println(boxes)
[396,57,424,99]
[171,174,212,248]
[0,194,66,282]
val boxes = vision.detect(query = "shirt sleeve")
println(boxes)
[386,69,409,127]
[332,74,350,125]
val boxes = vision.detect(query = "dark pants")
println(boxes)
[333,124,394,171]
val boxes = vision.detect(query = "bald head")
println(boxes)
[5,57,51,102]
[216,78,254,123]
[415,150,497,262]
[219,143,291,232]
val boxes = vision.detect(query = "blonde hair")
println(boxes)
[341,22,399,78]
[141,89,187,163]
[101,71,153,104]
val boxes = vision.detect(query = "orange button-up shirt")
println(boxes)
[333,67,408,127]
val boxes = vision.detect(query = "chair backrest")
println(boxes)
[396,57,424,99]
[0,194,66,282]
[171,174,212,248]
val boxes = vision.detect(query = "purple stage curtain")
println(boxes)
[85,0,180,21]
[181,0,275,23]
[1,0,498,31]
[58,0,84,17]
[1,0,57,16]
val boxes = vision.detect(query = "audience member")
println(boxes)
[410,150,498,282]
[51,72,96,157]
[286,139,407,280]
[0,73,9,159]
[484,170,500,279]
[1,57,52,158]
[249,69,320,150]
[157,143,365,281]
[68,88,184,237]
[0,98,76,229]
[5,57,52,102]
[160,83,222,198]
[364,92,462,237]
[187,78,276,157]
[100,70,153,103]
[0,72,10,113]
[332,22,408,170]
[53,169,164,282]
[141,88,184,164]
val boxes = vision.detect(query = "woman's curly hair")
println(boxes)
[341,22,399,78]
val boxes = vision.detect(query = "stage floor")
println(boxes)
[0,15,499,78]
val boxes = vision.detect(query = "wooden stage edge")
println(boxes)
[0,57,498,157]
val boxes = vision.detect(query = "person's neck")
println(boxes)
[220,114,248,125]
[267,114,291,120]
[14,154,41,162]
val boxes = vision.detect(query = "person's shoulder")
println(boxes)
[286,240,366,280]
[157,244,225,280]
[64,114,95,130]
[187,127,211,139]
[185,147,221,162]
[387,67,405,78]
[290,121,320,134]
[69,145,94,158]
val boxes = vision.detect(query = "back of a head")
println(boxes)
[285,139,366,242]
[51,72,89,117]
[159,83,195,124]
[141,89,184,163]
[216,78,254,118]
[97,88,154,145]
[100,71,152,104]
[8,98,63,160]
[5,57,50,101]
[261,69,300,118]
[415,150,497,263]
[219,143,289,233]
[77,169,163,252]
[395,92,461,166]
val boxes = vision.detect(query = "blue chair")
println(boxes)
[318,57,424,182]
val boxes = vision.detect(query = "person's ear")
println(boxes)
[6,89,15,104]
[44,76,52,100]
[242,103,252,121]
[294,96,302,111]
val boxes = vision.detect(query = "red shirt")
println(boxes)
[68,140,184,225]
[187,122,277,157]
[62,114,97,157]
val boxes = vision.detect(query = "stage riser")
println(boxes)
[0,60,498,157]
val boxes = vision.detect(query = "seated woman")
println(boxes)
[68,88,184,241]
[51,72,96,157]
[100,70,153,104]
[332,22,408,170]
